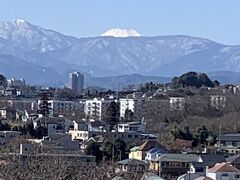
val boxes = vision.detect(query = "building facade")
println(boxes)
[69,72,84,95]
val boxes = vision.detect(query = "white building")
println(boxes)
[210,95,226,109]
[69,72,84,95]
[69,120,89,141]
[7,78,26,88]
[37,99,84,116]
[120,98,136,118]
[169,97,185,110]
[206,162,240,180]
[84,98,112,121]
[117,120,145,133]
[33,116,72,136]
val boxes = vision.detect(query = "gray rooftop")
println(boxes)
[157,153,198,162]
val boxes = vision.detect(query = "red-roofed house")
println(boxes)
[206,162,240,180]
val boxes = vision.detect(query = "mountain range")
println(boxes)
[0,19,240,88]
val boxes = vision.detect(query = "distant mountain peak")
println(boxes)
[0,19,78,52]
[101,28,141,37]
[13,18,27,24]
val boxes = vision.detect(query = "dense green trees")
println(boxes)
[38,93,51,117]
[172,72,215,88]
[105,101,120,126]
[0,74,7,88]
[124,108,134,122]
[85,141,102,162]
[171,125,210,147]
[85,138,128,162]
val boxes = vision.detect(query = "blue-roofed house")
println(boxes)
[145,147,167,161]
[145,147,167,173]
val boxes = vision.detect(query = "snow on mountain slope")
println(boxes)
[52,35,224,76]
[101,28,141,37]
[1,19,240,84]
[0,19,78,52]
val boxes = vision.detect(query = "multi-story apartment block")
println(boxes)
[210,95,226,109]
[169,97,185,110]
[37,99,84,116]
[84,98,112,121]
[120,98,136,118]
[120,96,169,120]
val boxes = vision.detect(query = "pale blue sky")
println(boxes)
[1,0,240,45]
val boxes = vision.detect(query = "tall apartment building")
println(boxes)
[84,98,112,121]
[37,100,84,116]
[69,72,84,95]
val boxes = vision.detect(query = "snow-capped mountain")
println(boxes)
[0,19,78,52]
[101,28,141,37]
[1,19,240,86]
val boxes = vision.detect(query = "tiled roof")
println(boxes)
[142,172,165,180]
[130,146,139,152]
[33,117,66,124]
[138,140,160,151]
[116,158,147,166]
[90,120,106,127]
[217,134,240,142]
[158,153,198,162]
[208,162,240,173]
[0,106,16,112]
[47,133,69,140]
[147,147,166,154]
[225,155,240,163]
[198,154,225,164]
[194,176,213,180]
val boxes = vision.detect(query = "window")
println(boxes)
[222,173,228,177]
[235,174,240,178]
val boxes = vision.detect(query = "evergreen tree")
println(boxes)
[38,93,51,117]
[105,101,120,126]
[124,108,134,122]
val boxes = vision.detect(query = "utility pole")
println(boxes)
[112,136,115,164]
[218,124,222,150]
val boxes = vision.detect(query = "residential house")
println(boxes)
[0,106,16,120]
[178,154,226,180]
[145,147,167,173]
[33,116,72,136]
[88,120,110,132]
[157,154,198,179]
[116,159,148,173]
[141,172,166,180]
[81,135,104,150]
[117,120,145,133]
[30,133,79,153]
[4,88,17,97]
[129,140,160,161]
[69,120,89,141]
[216,134,240,154]
[226,155,240,170]
[175,138,193,150]
[206,162,240,180]
[0,131,21,145]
